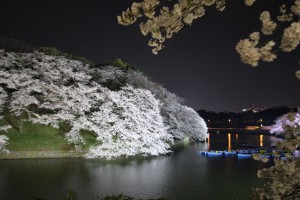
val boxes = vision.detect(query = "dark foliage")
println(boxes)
[96,58,137,71]
[198,106,295,128]
[37,47,94,66]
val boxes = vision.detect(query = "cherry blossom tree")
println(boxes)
[253,111,300,199]
[87,85,172,159]
[270,112,300,135]
[0,50,207,159]
[118,0,300,78]
[97,66,208,142]
[0,86,10,153]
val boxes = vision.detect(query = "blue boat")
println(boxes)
[237,153,252,158]
[224,150,237,156]
[206,151,223,156]
[199,151,207,156]
[237,149,249,154]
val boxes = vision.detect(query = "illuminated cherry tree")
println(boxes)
[98,66,208,142]
[87,85,172,159]
[0,50,207,158]
[270,112,300,134]
[0,85,10,153]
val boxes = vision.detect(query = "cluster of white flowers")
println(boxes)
[291,0,300,16]
[296,70,300,78]
[236,32,276,67]
[280,22,300,52]
[119,0,300,79]
[259,11,277,35]
[244,0,256,6]
[98,66,208,142]
[234,1,300,72]
[0,80,11,153]
[0,50,207,159]
[87,86,172,159]
[236,1,300,77]
[0,86,10,153]
[118,0,226,54]
[277,5,293,22]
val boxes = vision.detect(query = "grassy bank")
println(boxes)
[0,120,189,160]
[1,120,97,152]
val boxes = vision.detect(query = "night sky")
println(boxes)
[1,0,299,112]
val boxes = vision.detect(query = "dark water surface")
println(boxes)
[0,133,281,200]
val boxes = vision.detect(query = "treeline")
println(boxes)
[198,106,297,128]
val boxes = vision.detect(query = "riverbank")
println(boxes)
[0,150,86,159]
[0,141,188,160]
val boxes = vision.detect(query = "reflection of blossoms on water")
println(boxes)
[270,112,300,134]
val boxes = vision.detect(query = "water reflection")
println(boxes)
[207,133,210,147]
[260,135,263,147]
[87,156,171,198]
[228,133,231,151]
[0,133,280,200]
[207,132,282,150]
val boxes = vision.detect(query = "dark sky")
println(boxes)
[1,0,299,112]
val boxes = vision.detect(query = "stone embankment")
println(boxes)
[0,151,86,159]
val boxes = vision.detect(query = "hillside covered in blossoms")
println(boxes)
[0,49,207,159]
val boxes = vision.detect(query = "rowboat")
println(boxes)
[224,150,237,156]
[237,153,252,158]
[237,149,249,154]
[206,151,223,156]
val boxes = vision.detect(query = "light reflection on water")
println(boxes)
[0,133,278,200]
[260,135,263,147]
[228,133,231,151]
[207,132,282,151]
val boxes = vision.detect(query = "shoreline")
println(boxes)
[0,131,273,160]
[0,150,86,160]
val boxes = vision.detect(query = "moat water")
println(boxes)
[0,133,281,200]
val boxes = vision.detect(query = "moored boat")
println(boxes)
[206,151,223,156]
[237,149,249,154]
[224,150,237,156]
[237,153,252,158]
